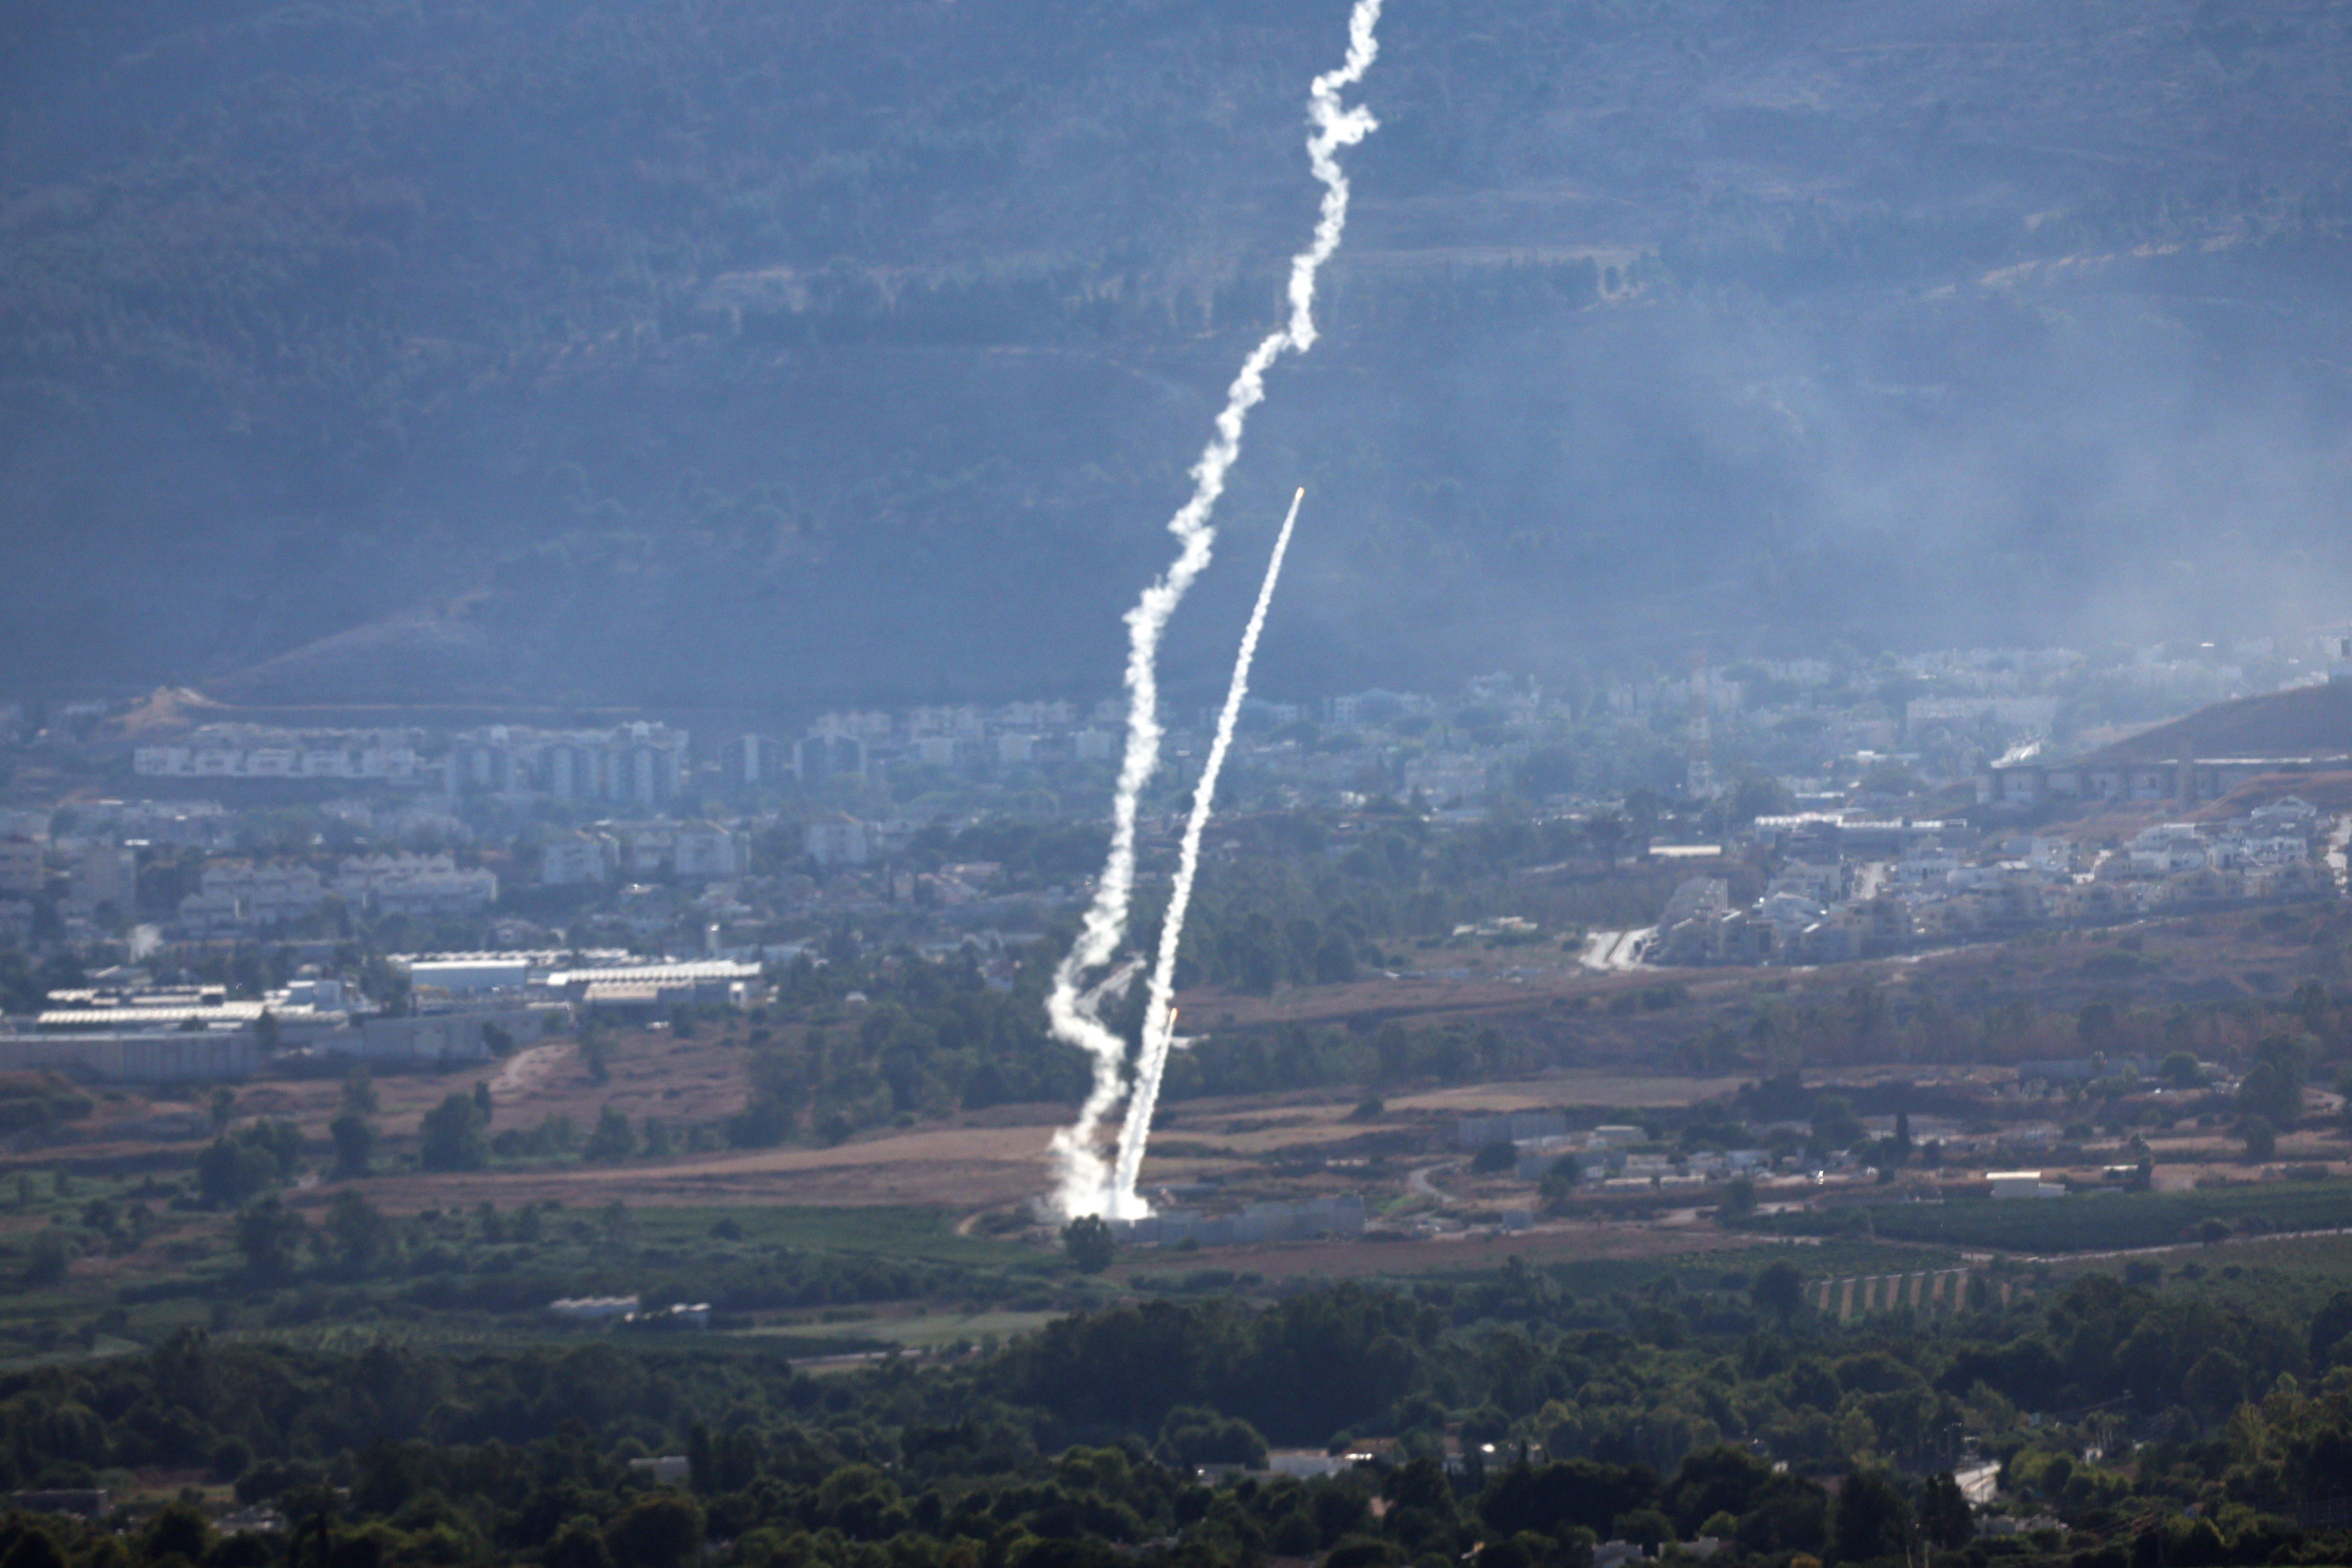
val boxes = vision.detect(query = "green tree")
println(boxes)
[582,1029,612,1085]
[419,1093,489,1172]
[198,1122,301,1207]
[1063,1215,1116,1274]
[142,1503,213,1564]
[546,1518,611,1568]
[2239,1116,2277,1163]
[1617,1509,1675,1548]
[1730,775,1795,825]
[326,1188,395,1273]
[1811,1096,1863,1151]
[2,1524,66,1568]
[2240,1034,2309,1123]
[234,1194,308,1278]
[1471,1139,1519,1176]
[2182,1347,2248,1423]
[341,1065,379,1115]
[1917,1472,1973,1548]
[1158,1404,1268,1468]
[329,1111,376,1178]
[1538,1154,1583,1210]
[1828,1470,1910,1565]
[1751,1259,1806,1322]
[604,1493,703,1568]
[584,1105,637,1162]
[1718,1175,1757,1218]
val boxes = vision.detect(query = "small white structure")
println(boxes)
[549,1295,640,1321]
[1989,1170,2066,1200]
[408,958,530,995]
[628,1457,691,1484]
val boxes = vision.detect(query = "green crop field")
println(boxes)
[1744,1179,2352,1254]
[628,1204,1033,1266]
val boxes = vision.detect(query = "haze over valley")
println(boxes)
[10,9,2352,1568]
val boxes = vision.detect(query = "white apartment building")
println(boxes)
[135,726,427,783]
[183,862,326,929]
[338,853,496,917]
[672,824,749,879]
[370,869,498,918]
[541,834,613,886]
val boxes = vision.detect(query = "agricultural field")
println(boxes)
[1750,1178,2352,1256]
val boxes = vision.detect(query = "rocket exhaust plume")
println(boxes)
[1111,488,1305,1211]
[1047,1,1383,1220]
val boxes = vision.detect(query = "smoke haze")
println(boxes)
[1110,487,1306,1213]
[10,4,2352,711]
[1046,3,1381,1221]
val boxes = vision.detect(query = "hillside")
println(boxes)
[2083,680,2352,764]
[8,1,2352,704]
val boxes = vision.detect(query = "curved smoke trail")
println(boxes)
[1109,489,1304,1210]
[1046,0,1383,1219]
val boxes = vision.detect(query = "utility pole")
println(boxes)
[1687,648,1716,799]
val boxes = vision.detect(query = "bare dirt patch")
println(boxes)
[1388,1074,1753,1115]
[302,1119,1065,1216]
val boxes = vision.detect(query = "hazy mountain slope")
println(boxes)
[4,0,2352,706]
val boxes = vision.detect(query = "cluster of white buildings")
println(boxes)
[446,723,691,806]
[722,685,1534,810]
[132,721,695,808]
[1454,1117,1773,1190]
[134,725,433,784]
[727,700,1130,787]
[537,822,752,885]
[1655,798,2338,967]
[0,948,767,1083]
[0,968,562,1082]
[0,809,230,942]
[402,951,764,1019]
[2119,796,2319,872]
[177,852,499,934]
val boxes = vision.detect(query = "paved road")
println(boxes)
[1408,1160,1466,1208]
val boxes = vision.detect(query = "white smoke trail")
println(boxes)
[1045,0,1383,1220]
[1109,488,1304,1210]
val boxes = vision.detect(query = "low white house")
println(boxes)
[1989,1170,2065,1200]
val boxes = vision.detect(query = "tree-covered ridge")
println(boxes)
[0,1264,2349,1567]
[9,1,2352,693]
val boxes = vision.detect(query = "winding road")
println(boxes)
[1407,1158,1466,1208]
